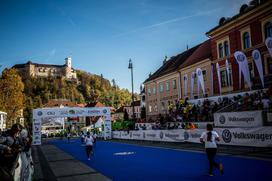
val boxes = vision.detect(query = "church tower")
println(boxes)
[65,57,72,68]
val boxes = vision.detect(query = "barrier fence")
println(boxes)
[112,127,272,147]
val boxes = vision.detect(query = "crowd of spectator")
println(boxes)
[0,123,33,180]
[134,88,272,130]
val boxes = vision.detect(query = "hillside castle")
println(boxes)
[13,57,77,80]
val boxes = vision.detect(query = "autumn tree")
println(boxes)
[0,68,24,128]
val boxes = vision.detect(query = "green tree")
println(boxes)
[0,68,24,128]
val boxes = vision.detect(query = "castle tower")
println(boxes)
[65,57,72,68]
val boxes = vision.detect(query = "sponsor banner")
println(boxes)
[183,129,203,143]
[33,107,111,144]
[234,51,252,90]
[252,50,264,88]
[113,130,185,142]
[113,127,272,147]
[32,119,42,145]
[217,127,272,147]
[33,107,111,119]
[214,111,263,128]
[267,113,272,123]
[104,120,112,139]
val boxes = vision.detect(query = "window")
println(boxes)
[172,80,177,89]
[161,102,165,111]
[224,41,229,56]
[148,88,151,96]
[154,104,158,112]
[243,32,250,49]
[267,58,272,75]
[159,83,164,92]
[153,87,156,94]
[218,43,224,58]
[264,22,272,39]
[166,81,170,91]
[220,70,232,87]
[221,70,227,87]
[149,105,152,113]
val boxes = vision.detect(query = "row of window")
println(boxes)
[147,80,177,96]
[218,21,272,59]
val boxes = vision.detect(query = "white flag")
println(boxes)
[234,51,252,90]
[225,59,230,87]
[252,49,264,88]
[196,68,205,96]
[210,64,214,96]
[265,37,272,58]
[191,72,195,98]
[184,74,188,97]
[216,63,221,94]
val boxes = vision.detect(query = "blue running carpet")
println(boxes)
[49,139,272,181]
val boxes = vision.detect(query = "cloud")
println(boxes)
[112,8,221,38]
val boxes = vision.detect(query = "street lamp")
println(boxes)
[128,59,135,121]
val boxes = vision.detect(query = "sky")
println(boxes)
[0,0,250,93]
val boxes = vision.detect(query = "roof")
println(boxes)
[12,61,67,69]
[206,1,268,36]
[179,39,211,69]
[144,44,200,83]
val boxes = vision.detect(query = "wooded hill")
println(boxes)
[0,68,136,126]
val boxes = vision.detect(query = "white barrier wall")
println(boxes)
[214,111,263,128]
[113,127,272,147]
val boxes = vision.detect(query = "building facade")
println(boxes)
[13,57,77,80]
[124,100,141,119]
[144,0,272,120]
[206,0,272,94]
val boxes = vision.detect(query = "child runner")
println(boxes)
[200,123,224,176]
[85,132,94,160]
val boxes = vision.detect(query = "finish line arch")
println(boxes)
[32,107,111,145]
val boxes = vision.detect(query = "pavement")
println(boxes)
[32,140,111,181]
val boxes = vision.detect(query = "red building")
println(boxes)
[206,0,272,94]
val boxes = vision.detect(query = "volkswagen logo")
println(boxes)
[253,51,259,60]
[37,111,43,116]
[237,54,245,62]
[184,131,189,140]
[222,129,232,143]
[160,132,164,139]
[103,109,107,114]
[219,115,226,124]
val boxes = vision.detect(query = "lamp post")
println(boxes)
[128,59,135,121]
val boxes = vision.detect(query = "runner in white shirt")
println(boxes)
[200,124,224,176]
[85,132,94,160]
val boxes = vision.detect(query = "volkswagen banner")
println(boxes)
[214,111,263,128]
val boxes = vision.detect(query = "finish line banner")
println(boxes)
[214,111,263,128]
[113,127,272,147]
